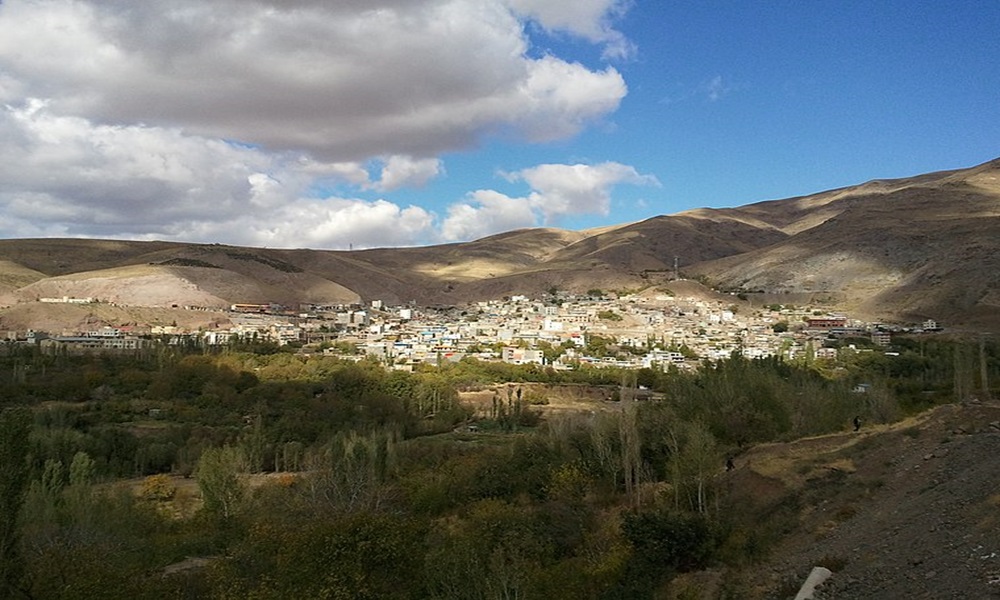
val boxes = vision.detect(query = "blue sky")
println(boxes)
[0,1,997,248]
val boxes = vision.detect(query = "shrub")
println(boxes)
[139,474,176,502]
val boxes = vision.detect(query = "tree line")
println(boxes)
[0,336,996,598]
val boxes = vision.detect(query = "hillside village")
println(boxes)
[2,284,942,371]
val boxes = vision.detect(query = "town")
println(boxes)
[3,285,943,370]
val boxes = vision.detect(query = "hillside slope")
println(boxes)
[687,158,1000,328]
[0,158,997,329]
[731,401,1000,599]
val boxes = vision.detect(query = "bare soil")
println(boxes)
[739,401,1000,599]
[0,302,230,333]
[459,382,621,419]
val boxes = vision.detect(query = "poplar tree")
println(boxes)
[0,407,32,598]
[196,445,246,520]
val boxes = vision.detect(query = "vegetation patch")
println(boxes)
[155,257,221,269]
[224,251,304,273]
[0,337,996,598]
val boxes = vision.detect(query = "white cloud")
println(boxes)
[516,162,659,222]
[504,0,635,59]
[0,100,268,228]
[297,160,372,188]
[440,190,537,241]
[0,0,627,161]
[704,75,730,102]
[373,156,444,192]
[194,199,436,250]
[0,102,655,247]
[658,75,735,106]
[0,1,640,248]
[440,161,657,241]
[0,101,432,248]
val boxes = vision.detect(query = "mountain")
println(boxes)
[1,157,998,331]
[685,158,1000,328]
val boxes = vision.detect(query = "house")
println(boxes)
[501,347,544,365]
[923,319,942,331]
[39,335,150,354]
[806,316,848,330]
[815,347,838,360]
[871,330,891,347]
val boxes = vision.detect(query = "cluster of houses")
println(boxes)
[2,287,943,370]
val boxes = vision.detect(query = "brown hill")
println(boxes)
[686,158,1000,329]
[0,260,47,295]
[0,157,997,330]
[0,302,228,334]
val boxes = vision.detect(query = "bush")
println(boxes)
[622,510,716,573]
[139,474,176,502]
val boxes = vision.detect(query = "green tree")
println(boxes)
[212,513,427,600]
[68,451,97,487]
[40,458,66,500]
[239,411,267,473]
[196,445,246,519]
[619,509,716,594]
[598,310,623,322]
[301,429,399,514]
[667,420,719,514]
[0,407,32,598]
[585,334,614,358]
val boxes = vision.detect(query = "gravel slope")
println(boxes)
[755,402,1000,599]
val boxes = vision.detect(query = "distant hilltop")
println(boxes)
[1,157,999,333]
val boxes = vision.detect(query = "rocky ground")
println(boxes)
[0,302,230,333]
[748,401,1000,599]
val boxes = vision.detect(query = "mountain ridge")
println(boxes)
[1,157,998,330]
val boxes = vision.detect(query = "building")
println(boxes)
[815,347,839,360]
[230,303,269,313]
[922,319,942,331]
[807,316,848,330]
[871,330,891,347]
[39,336,150,354]
[501,347,544,365]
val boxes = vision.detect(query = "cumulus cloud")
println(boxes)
[0,101,433,248]
[504,0,635,59]
[440,190,537,241]
[440,161,657,241]
[0,0,639,248]
[190,199,436,250]
[372,156,444,192]
[518,162,659,222]
[0,100,269,229]
[0,0,626,161]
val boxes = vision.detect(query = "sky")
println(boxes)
[1,0,998,249]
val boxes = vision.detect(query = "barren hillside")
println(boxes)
[687,158,1000,328]
[1,157,998,330]
[730,400,1000,599]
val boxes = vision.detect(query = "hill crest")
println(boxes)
[1,157,998,330]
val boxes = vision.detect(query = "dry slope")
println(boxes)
[688,158,1000,329]
[1,158,997,330]
[734,401,1000,599]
